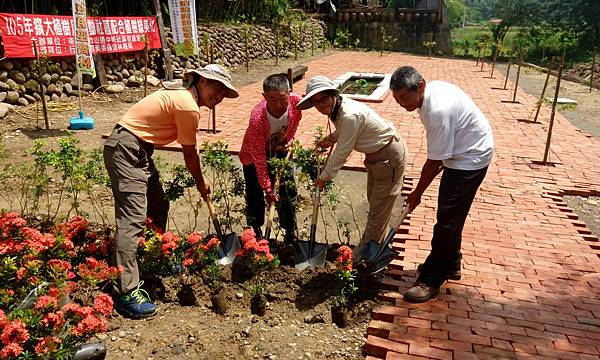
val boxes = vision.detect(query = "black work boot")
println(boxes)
[417,263,461,281]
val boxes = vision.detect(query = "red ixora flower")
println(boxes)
[160,231,180,255]
[34,295,59,312]
[0,212,27,238]
[186,231,203,245]
[93,293,113,317]
[70,314,107,336]
[335,245,353,264]
[34,336,62,356]
[0,342,24,359]
[0,319,29,345]
[48,259,72,273]
[41,311,65,330]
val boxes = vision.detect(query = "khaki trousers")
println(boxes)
[103,126,169,295]
[362,136,407,245]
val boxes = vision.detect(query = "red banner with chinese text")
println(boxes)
[0,13,161,58]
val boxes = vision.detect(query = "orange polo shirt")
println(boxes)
[118,89,200,146]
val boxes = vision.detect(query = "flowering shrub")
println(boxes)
[137,219,181,277]
[0,212,120,359]
[180,232,220,272]
[332,245,357,307]
[235,228,279,275]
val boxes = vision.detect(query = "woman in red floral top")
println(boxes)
[239,74,302,241]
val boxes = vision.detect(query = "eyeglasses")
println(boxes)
[311,94,331,107]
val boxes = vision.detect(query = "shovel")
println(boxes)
[356,201,411,275]
[294,187,328,270]
[264,151,292,241]
[205,196,241,265]
[295,149,328,270]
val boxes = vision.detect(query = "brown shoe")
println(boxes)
[404,282,440,303]
[417,263,461,281]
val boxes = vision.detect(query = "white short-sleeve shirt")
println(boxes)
[417,81,494,170]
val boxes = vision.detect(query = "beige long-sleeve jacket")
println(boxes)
[319,96,397,182]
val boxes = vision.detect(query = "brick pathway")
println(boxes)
[205,51,600,359]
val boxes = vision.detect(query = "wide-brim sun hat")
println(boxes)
[296,75,340,110]
[162,64,239,98]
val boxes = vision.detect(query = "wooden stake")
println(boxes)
[511,50,523,102]
[543,49,565,165]
[311,26,315,56]
[503,55,512,90]
[480,43,487,72]
[428,31,433,59]
[287,68,293,92]
[32,39,49,130]
[489,43,499,78]
[590,46,596,93]
[150,0,173,80]
[244,26,249,73]
[275,28,279,66]
[212,108,216,134]
[144,33,149,98]
[533,58,554,123]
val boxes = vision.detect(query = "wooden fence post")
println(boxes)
[543,49,565,164]
[32,39,49,130]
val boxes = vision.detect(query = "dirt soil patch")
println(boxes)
[1,52,599,359]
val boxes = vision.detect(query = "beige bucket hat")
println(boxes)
[162,64,239,98]
[296,75,340,110]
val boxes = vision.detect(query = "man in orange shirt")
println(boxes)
[103,64,238,318]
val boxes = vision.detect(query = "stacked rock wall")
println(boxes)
[0,19,326,109]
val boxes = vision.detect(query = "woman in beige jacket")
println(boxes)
[296,75,407,259]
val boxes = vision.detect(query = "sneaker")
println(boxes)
[417,263,461,281]
[404,281,440,303]
[114,281,158,319]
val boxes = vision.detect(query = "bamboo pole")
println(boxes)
[590,46,596,93]
[503,55,513,90]
[144,33,149,98]
[480,43,487,72]
[32,39,49,130]
[489,43,499,78]
[533,58,554,123]
[543,49,565,165]
[511,50,523,103]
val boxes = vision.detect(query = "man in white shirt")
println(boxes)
[390,66,494,303]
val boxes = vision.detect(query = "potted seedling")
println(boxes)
[179,232,222,310]
[331,245,357,327]
[206,263,227,314]
[249,282,267,316]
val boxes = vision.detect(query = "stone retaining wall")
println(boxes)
[0,19,326,114]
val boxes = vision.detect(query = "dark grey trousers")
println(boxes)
[103,126,169,295]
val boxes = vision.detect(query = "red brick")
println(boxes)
[393,316,431,329]
[429,338,472,352]
[385,353,428,360]
[448,331,492,346]
[567,335,600,346]
[406,327,448,340]
[372,305,410,322]
[453,350,478,360]
[365,335,409,358]
[491,338,514,351]
[511,342,537,354]
[408,344,452,360]
[534,345,581,360]
[473,344,518,359]
[368,320,408,338]
[432,321,471,334]
[553,339,599,355]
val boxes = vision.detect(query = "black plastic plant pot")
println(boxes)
[210,291,228,315]
[250,294,267,316]
[331,305,352,328]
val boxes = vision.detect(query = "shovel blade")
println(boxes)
[356,240,399,275]
[294,240,312,270]
[217,233,241,265]
[294,241,327,270]
[367,247,399,275]
[308,243,327,269]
